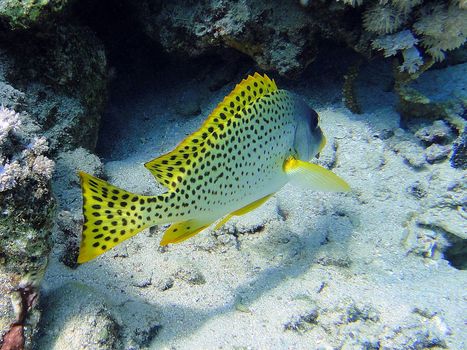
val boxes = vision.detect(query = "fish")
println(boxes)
[77,73,349,263]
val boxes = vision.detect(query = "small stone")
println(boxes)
[133,278,152,288]
[407,181,427,199]
[393,141,426,168]
[415,120,454,144]
[283,309,319,332]
[155,277,174,291]
[425,144,451,163]
[346,303,380,323]
[379,129,394,140]
[174,267,206,285]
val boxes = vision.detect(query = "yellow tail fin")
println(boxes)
[78,172,162,263]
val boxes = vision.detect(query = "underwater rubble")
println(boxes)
[0,0,466,349]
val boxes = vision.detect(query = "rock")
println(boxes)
[407,181,427,199]
[0,0,70,29]
[0,105,55,347]
[7,24,108,152]
[283,308,319,333]
[451,127,467,169]
[129,1,361,77]
[415,120,455,145]
[346,304,380,323]
[52,147,104,210]
[425,144,451,164]
[392,140,426,168]
[397,63,467,133]
[154,277,174,291]
[174,267,206,285]
[35,283,122,350]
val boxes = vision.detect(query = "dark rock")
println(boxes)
[425,144,451,164]
[451,128,467,169]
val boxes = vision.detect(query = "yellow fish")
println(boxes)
[77,73,349,263]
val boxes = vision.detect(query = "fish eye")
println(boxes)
[310,109,319,129]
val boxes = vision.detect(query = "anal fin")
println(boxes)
[160,220,211,246]
[214,194,273,230]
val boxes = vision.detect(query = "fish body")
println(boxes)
[78,73,348,263]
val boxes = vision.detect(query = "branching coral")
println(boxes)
[414,3,467,62]
[363,3,407,34]
[0,105,21,143]
[364,0,466,74]
[400,46,424,74]
[372,30,423,73]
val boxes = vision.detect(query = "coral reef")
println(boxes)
[0,4,108,347]
[129,0,362,76]
[125,0,466,77]
[0,106,55,349]
[5,24,108,152]
[0,0,69,29]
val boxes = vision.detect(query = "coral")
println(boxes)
[414,3,467,62]
[0,106,55,347]
[364,1,466,74]
[125,0,465,77]
[391,0,423,14]
[372,30,418,57]
[0,0,69,29]
[130,0,366,76]
[337,0,364,6]
[363,3,407,35]
[400,46,424,74]
[371,30,423,73]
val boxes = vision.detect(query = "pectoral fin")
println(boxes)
[214,194,273,230]
[160,220,211,246]
[284,157,350,192]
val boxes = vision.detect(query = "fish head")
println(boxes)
[291,96,325,161]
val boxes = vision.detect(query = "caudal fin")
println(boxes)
[78,171,159,263]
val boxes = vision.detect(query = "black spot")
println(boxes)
[92,196,103,202]
[92,242,100,247]
[101,245,107,250]
[121,202,128,207]
[95,220,103,225]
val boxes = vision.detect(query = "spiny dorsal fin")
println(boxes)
[144,73,278,190]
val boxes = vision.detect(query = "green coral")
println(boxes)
[0,0,68,29]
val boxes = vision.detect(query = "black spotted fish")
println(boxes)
[78,73,349,263]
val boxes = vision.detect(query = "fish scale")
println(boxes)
[77,73,350,263]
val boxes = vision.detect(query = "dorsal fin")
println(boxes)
[144,73,278,190]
